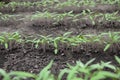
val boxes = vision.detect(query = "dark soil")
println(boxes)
[0,0,120,79]
[0,0,11,3]
[0,17,120,36]
[0,43,120,75]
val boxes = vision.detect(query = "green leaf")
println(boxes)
[115,56,120,64]
[91,71,106,80]
[4,43,8,49]
[53,41,58,48]
[0,36,5,40]
[67,66,78,80]
[54,49,58,54]
[90,63,101,70]
[77,61,84,68]
[85,58,95,67]
[9,71,36,79]
[91,71,118,80]
[36,61,53,80]
[73,78,83,80]
[58,69,68,80]
[103,71,119,78]
[0,39,4,43]
[35,44,39,48]
[0,69,10,80]
[63,32,72,37]
[42,71,51,80]
[104,44,111,51]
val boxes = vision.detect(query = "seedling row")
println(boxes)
[0,56,120,80]
[0,0,120,80]
[0,32,120,54]
[1,11,120,27]
[0,0,120,13]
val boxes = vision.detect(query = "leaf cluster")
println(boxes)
[0,32,120,54]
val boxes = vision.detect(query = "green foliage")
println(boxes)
[0,2,5,8]
[80,10,120,25]
[30,11,79,24]
[1,0,120,11]
[0,0,120,79]
[101,32,120,51]
[1,9,120,25]
[101,0,120,5]
[115,56,120,65]
[0,32,22,48]
[36,60,55,80]
[0,56,120,80]
[59,57,120,80]
[0,61,54,80]
[29,10,120,25]
[0,69,10,80]
[0,32,120,54]
[0,13,12,21]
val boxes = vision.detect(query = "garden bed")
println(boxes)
[0,0,120,80]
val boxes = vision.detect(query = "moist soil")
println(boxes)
[0,44,120,75]
[0,0,120,79]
